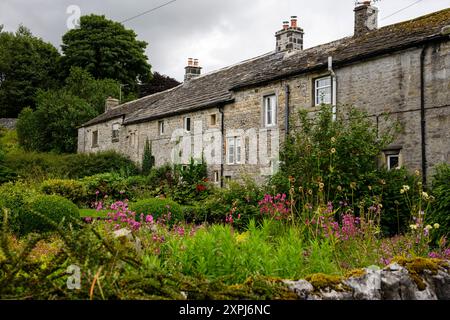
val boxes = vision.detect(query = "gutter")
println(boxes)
[328,56,337,121]
[284,84,290,137]
[218,105,225,188]
[420,45,428,185]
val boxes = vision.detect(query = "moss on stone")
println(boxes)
[305,273,349,292]
[345,268,366,279]
[393,257,447,291]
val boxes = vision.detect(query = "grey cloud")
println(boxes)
[1,0,449,81]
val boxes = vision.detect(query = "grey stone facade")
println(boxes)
[78,7,450,185]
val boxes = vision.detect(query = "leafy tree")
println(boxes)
[16,67,120,153]
[17,90,95,153]
[64,67,121,114]
[142,138,154,175]
[0,25,60,117]
[138,72,180,97]
[61,15,152,95]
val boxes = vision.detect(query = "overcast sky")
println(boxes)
[1,0,449,81]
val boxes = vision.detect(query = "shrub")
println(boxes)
[196,178,265,228]
[170,158,210,204]
[4,150,138,181]
[0,182,39,234]
[41,179,87,207]
[129,198,183,225]
[23,195,80,234]
[428,164,450,239]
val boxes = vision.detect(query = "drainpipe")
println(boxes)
[284,84,290,138]
[420,45,427,185]
[219,106,225,188]
[328,56,337,121]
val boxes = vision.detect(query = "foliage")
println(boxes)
[17,90,95,153]
[195,178,265,228]
[61,14,152,95]
[16,66,121,153]
[0,182,38,234]
[129,198,183,225]
[63,66,121,114]
[428,163,450,239]
[4,150,138,182]
[23,195,80,234]
[272,104,413,235]
[0,25,60,118]
[138,72,180,98]
[170,157,210,204]
[141,138,154,175]
[41,179,87,207]
[0,139,16,183]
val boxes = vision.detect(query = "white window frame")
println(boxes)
[315,76,332,106]
[263,95,277,127]
[227,136,242,165]
[158,120,165,135]
[184,117,191,132]
[387,154,400,171]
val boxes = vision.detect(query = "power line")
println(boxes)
[120,0,178,23]
[380,0,425,21]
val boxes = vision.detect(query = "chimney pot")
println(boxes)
[290,16,298,28]
[283,21,289,30]
[185,58,202,81]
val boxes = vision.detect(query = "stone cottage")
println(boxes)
[78,3,450,185]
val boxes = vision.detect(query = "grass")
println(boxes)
[79,208,109,218]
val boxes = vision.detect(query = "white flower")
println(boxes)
[402,185,410,192]
[400,189,405,194]
[422,192,430,200]
[425,225,433,231]
[434,223,440,229]
[410,224,418,230]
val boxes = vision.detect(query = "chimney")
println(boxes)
[184,58,202,81]
[105,96,119,112]
[354,1,378,36]
[275,16,304,52]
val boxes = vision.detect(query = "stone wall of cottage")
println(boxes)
[78,39,449,183]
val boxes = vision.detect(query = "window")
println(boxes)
[184,117,191,132]
[158,120,165,135]
[210,114,217,126]
[112,123,120,142]
[227,136,241,164]
[224,176,232,183]
[92,130,99,148]
[315,76,332,106]
[214,170,220,183]
[264,95,277,127]
[384,149,402,171]
[387,155,399,171]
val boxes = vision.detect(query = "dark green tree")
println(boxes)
[138,72,180,98]
[64,67,122,114]
[61,15,152,95]
[0,25,60,117]
[17,91,95,153]
[142,138,154,175]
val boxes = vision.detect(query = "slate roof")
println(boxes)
[82,8,450,127]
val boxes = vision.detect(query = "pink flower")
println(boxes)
[145,215,154,223]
